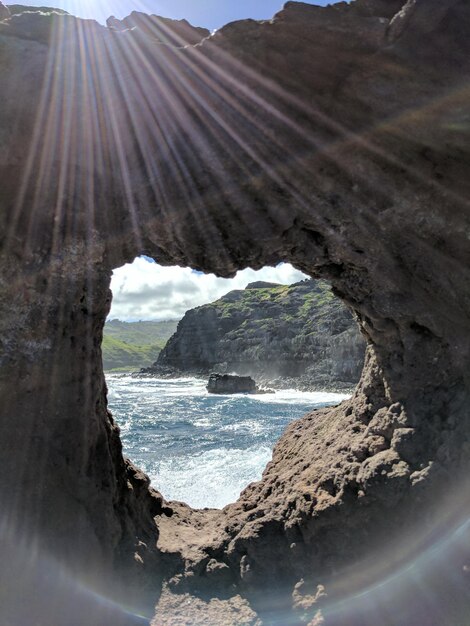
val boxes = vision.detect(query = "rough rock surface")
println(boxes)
[106,11,210,46]
[1,1,470,624]
[153,589,262,626]
[6,4,69,16]
[0,2,9,20]
[154,279,365,390]
[207,373,260,395]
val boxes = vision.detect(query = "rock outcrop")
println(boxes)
[1,1,470,624]
[207,373,260,395]
[0,2,9,20]
[6,4,69,16]
[106,12,210,46]
[155,280,365,390]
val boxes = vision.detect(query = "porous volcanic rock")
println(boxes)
[1,1,470,624]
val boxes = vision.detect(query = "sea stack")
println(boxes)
[207,373,260,394]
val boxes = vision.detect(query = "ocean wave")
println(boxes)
[149,445,273,509]
[106,374,351,508]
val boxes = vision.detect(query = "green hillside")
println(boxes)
[102,320,178,371]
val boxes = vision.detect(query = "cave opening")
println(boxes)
[2,1,470,623]
[104,256,365,509]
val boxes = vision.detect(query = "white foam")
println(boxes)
[106,375,352,509]
[252,389,350,405]
[149,445,273,509]
[107,374,351,404]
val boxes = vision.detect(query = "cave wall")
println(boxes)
[1,0,470,623]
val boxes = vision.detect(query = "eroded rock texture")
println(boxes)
[154,279,365,389]
[105,12,210,46]
[1,1,470,624]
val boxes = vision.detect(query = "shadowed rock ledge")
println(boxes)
[0,0,470,624]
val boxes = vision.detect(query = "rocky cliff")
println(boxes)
[106,11,210,46]
[1,1,470,625]
[154,280,365,390]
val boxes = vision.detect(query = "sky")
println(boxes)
[9,0,329,31]
[109,258,308,321]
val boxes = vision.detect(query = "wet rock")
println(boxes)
[207,373,261,395]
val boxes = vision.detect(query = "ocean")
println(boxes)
[106,375,349,509]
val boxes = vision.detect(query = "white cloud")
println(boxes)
[108,258,309,321]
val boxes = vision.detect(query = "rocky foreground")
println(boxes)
[148,280,365,391]
[1,1,470,625]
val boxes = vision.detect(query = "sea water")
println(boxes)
[106,375,349,509]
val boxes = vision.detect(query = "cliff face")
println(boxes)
[1,1,470,624]
[105,11,210,46]
[156,280,365,389]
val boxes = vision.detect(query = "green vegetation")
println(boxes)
[102,320,178,371]
[105,319,178,346]
[212,279,352,354]
[210,280,334,322]
[156,278,364,386]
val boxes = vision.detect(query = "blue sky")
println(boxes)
[9,0,329,30]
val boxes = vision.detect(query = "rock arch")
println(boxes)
[1,1,470,623]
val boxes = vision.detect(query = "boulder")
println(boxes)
[207,373,259,395]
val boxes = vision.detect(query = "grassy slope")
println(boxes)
[195,279,348,365]
[105,320,178,345]
[102,320,178,371]
[214,280,336,328]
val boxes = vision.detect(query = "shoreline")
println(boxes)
[105,368,357,396]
